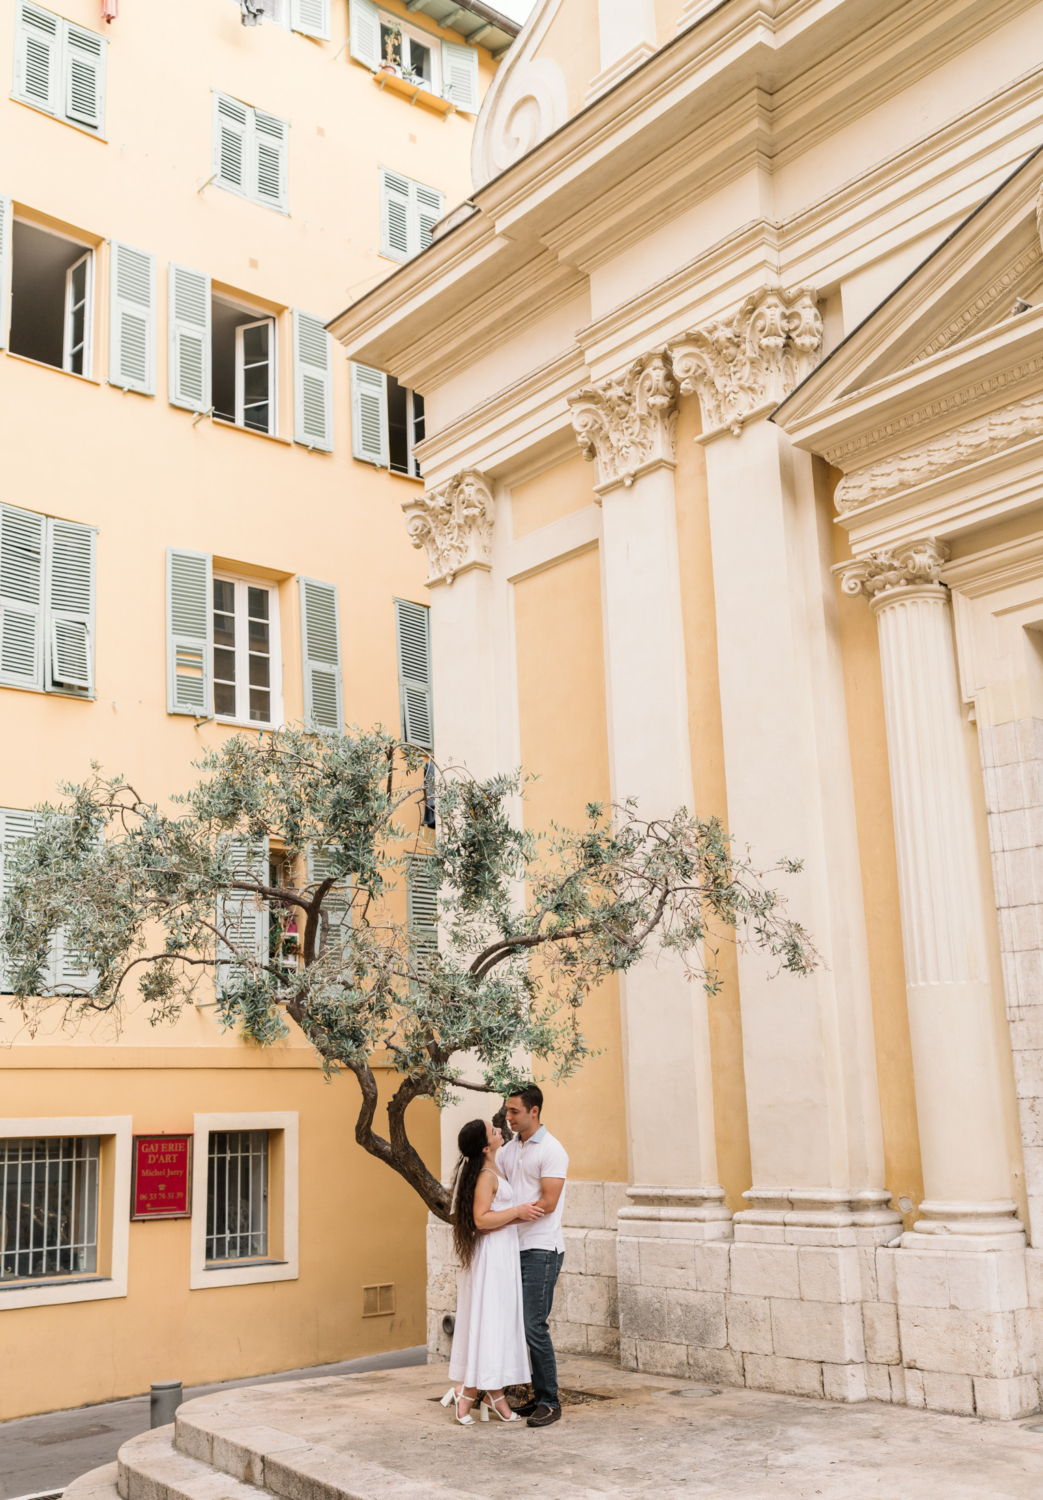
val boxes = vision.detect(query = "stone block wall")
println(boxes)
[617,1219,1043,1419]
[979,718,1043,1245]
[426,1180,626,1365]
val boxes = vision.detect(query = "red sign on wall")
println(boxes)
[131,1135,193,1220]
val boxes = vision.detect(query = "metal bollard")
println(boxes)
[150,1379,183,1428]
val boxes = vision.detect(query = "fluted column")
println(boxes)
[568,352,727,1232]
[842,544,1023,1248]
[671,289,896,1242]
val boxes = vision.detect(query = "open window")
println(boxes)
[350,362,424,475]
[212,295,276,435]
[8,220,93,376]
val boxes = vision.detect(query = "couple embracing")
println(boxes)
[441,1085,568,1429]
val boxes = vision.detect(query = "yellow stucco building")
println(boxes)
[0,0,516,1421]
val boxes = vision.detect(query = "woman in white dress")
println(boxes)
[441,1118,543,1425]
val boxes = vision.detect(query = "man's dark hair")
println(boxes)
[509,1084,543,1115]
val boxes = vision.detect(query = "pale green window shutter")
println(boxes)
[0,504,45,691]
[415,182,444,252]
[109,241,155,395]
[441,41,479,112]
[380,168,411,261]
[213,93,249,195]
[253,110,289,213]
[63,20,105,131]
[299,577,343,731]
[394,598,432,750]
[167,263,211,413]
[407,856,438,968]
[0,194,11,350]
[0,807,87,994]
[350,362,388,466]
[0,808,42,992]
[307,845,351,954]
[216,836,269,995]
[348,0,380,68]
[13,3,59,115]
[292,310,333,451]
[291,0,330,41]
[46,518,95,694]
[166,546,212,715]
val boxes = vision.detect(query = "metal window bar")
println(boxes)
[205,1130,268,1261]
[0,1136,100,1280]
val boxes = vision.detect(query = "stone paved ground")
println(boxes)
[181,1356,1043,1499]
[0,1348,426,1500]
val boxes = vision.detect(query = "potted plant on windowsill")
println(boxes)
[378,20,402,77]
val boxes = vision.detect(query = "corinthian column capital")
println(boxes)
[837,538,950,606]
[669,286,823,438]
[567,350,678,491]
[402,470,494,587]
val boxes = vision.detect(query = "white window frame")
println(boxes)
[62,247,92,376]
[11,219,94,380]
[211,91,289,215]
[212,572,283,729]
[234,317,277,434]
[389,381,424,478]
[387,17,442,93]
[0,1116,131,1311]
[189,1112,298,1290]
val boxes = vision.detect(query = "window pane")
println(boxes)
[214,580,235,613]
[248,619,270,650]
[0,1136,100,1281]
[248,654,270,688]
[248,588,269,621]
[205,1130,268,1261]
[387,376,409,475]
[407,38,431,82]
[72,260,87,303]
[214,613,235,648]
[243,402,269,434]
[242,323,268,363]
[214,647,236,682]
[249,688,271,722]
[214,682,236,716]
[243,361,269,403]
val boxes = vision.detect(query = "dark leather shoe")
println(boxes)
[511,1398,539,1417]
[527,1403,561,1427]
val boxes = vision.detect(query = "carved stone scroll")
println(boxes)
[838,538,950,603]
[567,350,678,490]
[402,470,494,586]
[670,287,823,437]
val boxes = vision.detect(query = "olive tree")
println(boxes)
[0,727,818,1220]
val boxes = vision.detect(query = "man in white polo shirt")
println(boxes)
[499,1084,568,1428]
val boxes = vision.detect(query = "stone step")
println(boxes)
[63,1462,120,1500]
[117,1427,270,1500]
[118,1412,471,1500]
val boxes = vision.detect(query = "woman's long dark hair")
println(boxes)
[451,1119,489,1268]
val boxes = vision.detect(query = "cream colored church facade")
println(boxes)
[332,0,1043,1419]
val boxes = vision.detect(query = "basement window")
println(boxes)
[212,295,276,435]
[9,220,93,376]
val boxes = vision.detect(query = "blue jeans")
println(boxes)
[520,1248,564,1408]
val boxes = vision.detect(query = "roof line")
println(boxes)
[771,137,1043,422]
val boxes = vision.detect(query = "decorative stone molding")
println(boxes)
[824,354,1043,473]
[470,0,568,190]
[568,350,678,490]
[909,246,1040,365]
[834,393,1043,513]
[837,539,950,603]
[669,286,823,438]
[402,470,494,586]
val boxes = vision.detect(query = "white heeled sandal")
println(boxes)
[480,1394,521,1423]
[440,1386,477,1425]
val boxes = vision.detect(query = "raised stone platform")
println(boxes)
[60,1355,1043,1499]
